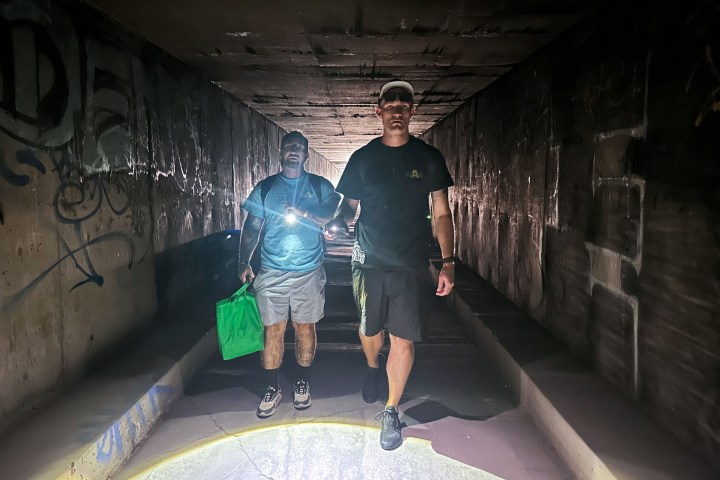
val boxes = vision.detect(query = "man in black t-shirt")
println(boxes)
[325,80,456,450]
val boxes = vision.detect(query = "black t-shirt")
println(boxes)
[336,136,454,271]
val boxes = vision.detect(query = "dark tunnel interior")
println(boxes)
[0,0,718,478]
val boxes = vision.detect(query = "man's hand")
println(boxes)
[239,263,255,283]
[436,263,455,296]
[285,206,308,219]
[323,217,349,240]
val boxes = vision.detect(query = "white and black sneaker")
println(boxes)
[292,379,312,410]
[257,386,282,418]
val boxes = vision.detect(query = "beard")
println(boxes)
[281,158,302,170]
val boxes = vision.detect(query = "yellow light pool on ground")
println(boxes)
[129,422,503,480]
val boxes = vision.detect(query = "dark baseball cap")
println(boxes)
[281,131,308,149]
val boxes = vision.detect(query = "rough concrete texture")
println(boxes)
[0,0,339,437]
[423,1,720,468]
[434,263,717,480]
[115,268,570,480]
[84,0,601,166]
[126,424,503,480]
[0,238,571,479]
[0,230,240,479]
[0,312,217,480]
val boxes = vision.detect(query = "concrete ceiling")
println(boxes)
[86,0,600,167]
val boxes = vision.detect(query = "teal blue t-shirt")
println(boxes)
[242,173,340,272]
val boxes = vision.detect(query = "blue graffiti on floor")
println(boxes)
[95,384,175,464]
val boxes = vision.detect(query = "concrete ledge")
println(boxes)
[432,262,717,480]
[0,314,218,480]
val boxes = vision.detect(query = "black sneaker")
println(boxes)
[361,355,383,403]
[292,379,312,410]
[376,406,403,450]
[256,386,282,418]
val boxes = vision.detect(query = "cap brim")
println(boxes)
[379,81,414,100]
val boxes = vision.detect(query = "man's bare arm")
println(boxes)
[238,214,264,281]
[431,189,454,258]
[431,188,455,296]
[286,191,342,229]
[324,196,359,239]
[335,197,359,223]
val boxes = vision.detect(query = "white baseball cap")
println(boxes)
[378,80,414,104]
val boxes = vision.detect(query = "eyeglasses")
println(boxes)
[281,143,307,152]
[379,90,413,105]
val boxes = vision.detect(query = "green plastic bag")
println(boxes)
[216,282,264,360]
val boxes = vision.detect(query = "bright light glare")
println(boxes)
[285,213,298,224]
[128,423,498,480]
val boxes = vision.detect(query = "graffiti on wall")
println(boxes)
[0,11,79,149]
[0,0,155,309]
[0,0,216,309]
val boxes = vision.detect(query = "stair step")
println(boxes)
[284,342,477,354]
[284,329,474,345]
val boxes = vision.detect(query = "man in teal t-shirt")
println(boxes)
[238,131,340,418]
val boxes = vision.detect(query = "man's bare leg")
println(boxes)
[262,321,287,370]
[377,333,412,450]
[257,320,287,418]
[291,321,316,409]
[359,330,384,403]
[292,322,316,367]
[386,334,414,408]
[360,330,384,367]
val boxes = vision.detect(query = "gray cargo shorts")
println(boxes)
[253,266,326,326]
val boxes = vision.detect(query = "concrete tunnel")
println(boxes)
[0,0,719,478]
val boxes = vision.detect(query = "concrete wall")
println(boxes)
[0,0,339,435]
[424,0,720,468]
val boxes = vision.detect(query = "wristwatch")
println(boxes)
[442,256,456,265]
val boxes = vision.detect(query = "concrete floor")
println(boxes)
[0,239,714,479]
[115,253,570,480]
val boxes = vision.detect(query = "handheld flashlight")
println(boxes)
[285,212,298,224]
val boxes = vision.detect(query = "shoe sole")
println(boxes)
[256,393,282,418]
[293,398,312,410]
[380,430,403,450]
[381,439,403,451]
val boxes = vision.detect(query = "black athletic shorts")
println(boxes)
[351,265,432,342]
